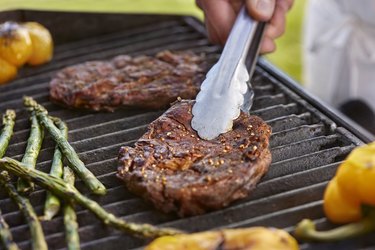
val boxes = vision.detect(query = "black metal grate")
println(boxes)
[0,11,371,250]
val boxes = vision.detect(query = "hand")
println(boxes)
[196,0,294,53]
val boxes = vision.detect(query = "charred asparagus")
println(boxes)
[17,113,44,194]
[0,171,47,250]
[0,210,19,250]
[0,110,19,250]
[23,96,106,195]
[0,110,16,158]
[0,157,182,238]
[42,117,67,220]
[63,167,80,250]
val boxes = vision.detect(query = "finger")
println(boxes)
[229,0,243,14]
[260,36,276,54]
[265,4,286,39]
[277,0,294,12]
[204,18,223,44]
[200,0,238,45]
[246,0,276,21]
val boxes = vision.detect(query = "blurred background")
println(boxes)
[0,0,307,83]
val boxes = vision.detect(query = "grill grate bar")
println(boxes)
[270,124,327,147]
[271,134,342,162]
[54,20,183,53]
[157,183,326,231]
[225,200,324,229]
[11,110,162,142]
[252,103,300,121]
[0,82,50,100]
[20,35,208,79]
[52,26,194,63]
[6,123,148,161]
[252,93,287,110]
[266,113,312,132]
[264,146,353,181]
[253,162,339,200]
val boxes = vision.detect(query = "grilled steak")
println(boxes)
[49,50,206,111]
[117,100,272,217]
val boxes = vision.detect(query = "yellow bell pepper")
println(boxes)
[0,21,53,84]
[146,227,299,250]
[23,22,53,66]
[0,21,32,67]
[325,142,375,223]
[295,142,375,242]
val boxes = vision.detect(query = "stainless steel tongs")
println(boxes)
[191,6,265,140]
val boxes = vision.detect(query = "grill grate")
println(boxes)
[0,11,371,250]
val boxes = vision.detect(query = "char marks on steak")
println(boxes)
[117,100,272,217]
[50,51,206,111]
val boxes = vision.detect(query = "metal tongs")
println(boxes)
[191,6,265,140]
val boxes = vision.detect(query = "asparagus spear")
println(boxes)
[0,157,182,238]
[0,110,19,250]
[17,113,44,194]
[0,209,19,250]
[63,167,80,250]
[0,110,16,158]
[0,171,48,250]
[23,96,106,195]
[42,117,68,220]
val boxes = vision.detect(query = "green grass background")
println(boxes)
[0,0,306,82]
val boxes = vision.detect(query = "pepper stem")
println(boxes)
[295,214,375,242]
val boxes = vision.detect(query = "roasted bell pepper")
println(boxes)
[0,21,53,84]
[326,141,375,223]
[295,142,375,242]
[23,22,53,66]
[0,22,32,67]
[146,227,299,250]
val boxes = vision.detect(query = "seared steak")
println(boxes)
[117,100,272,217]
[50,50,206,111]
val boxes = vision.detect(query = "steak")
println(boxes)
[117,100,272,217]
[49,50,206,111]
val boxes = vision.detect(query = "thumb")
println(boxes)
[247,0,276,21]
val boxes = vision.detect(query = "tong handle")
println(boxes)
[246,19,266,79]
[215,7,265,94]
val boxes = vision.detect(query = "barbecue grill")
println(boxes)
[0,10,374,250]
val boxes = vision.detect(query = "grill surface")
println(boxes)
[0,10,372,250]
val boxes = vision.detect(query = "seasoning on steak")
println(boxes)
[117,100,272,217]
[49,50,206,111]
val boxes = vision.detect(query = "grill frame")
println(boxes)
[0,9,373,250]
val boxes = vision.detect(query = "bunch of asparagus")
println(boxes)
[0,101,81,249]
[23,96,106,196]
[0,97,182,250]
